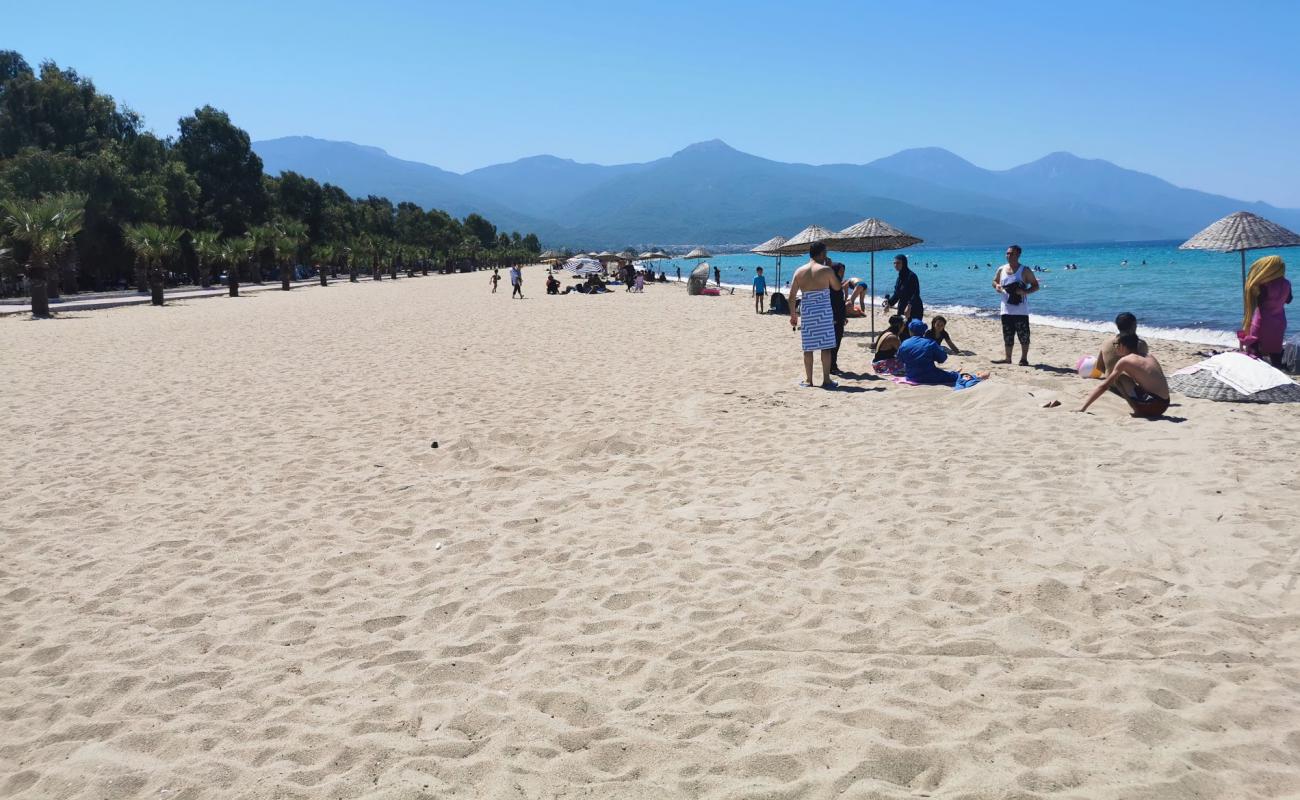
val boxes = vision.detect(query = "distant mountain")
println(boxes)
[253,136,548,235]
[251,136,1300,249]
[461,155,649,218]
[549,140,1034,246]
[868,147,1300,239]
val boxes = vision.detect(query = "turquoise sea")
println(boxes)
[659,241,1287,347]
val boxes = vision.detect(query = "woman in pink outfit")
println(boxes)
[1239,255,1292,367]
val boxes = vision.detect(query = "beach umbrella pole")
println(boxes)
[869,251,876,340]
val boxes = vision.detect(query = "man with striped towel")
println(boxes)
[789,241,843,388]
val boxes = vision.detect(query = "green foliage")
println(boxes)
[1,192,86,272]
[0,50,539,294]
[463,213,497,248]
[122,222,182,266]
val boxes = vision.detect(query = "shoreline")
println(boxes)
[702,277,1241,348]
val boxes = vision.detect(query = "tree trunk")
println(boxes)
[199,261,211,289]
[28,264,50,318]
[149,267,165,306]
[229,274,239,297]
[390,262,398,280]
[349,263,357,283]
[422,263,429,276]
[319,270,327,287]
[281,263,291,291]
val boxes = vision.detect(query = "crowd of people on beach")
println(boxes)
[494,243,1291,419]
[780,240,1232,418]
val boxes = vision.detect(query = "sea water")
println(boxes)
[661,241,1278,346]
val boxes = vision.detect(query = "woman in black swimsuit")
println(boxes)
[873,314,907,361]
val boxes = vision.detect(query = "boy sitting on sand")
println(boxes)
[1077,333,1169,418]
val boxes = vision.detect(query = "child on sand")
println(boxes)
[753,267,766,313]
[490,269,500,293]
[924,315,959,353]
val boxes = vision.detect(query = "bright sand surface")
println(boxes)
[2,269,1299,800]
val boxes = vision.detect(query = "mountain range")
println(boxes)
[252,136,1300,249]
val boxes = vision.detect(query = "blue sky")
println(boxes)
[9,0,1300,206]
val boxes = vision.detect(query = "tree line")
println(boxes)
[0,51,541,316]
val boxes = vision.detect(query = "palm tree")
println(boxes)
[1,193,86,318]
[248,225,280,284]
[277,220,308,290]
[224,237,253,297]
[314,243,334,287]
[349,238,368,283]
[123,223,183,306]
[191,231,221,288]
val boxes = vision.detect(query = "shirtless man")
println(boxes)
[788,242,842,388]
[1077,333,1169,417]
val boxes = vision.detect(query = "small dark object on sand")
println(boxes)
[431,441,439,449]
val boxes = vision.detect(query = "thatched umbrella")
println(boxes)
[683,247,712,260]
[836,218,924,338]
[751,235,788,291]
[773,225,843,256]
[1180,211,1300,287]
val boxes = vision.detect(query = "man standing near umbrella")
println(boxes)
[882,255,923,322]
[788,242,842,388]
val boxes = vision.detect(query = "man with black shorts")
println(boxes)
[1078,333,1170,418]
[992,245,1039,365]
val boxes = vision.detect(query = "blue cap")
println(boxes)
[908,319,927,335]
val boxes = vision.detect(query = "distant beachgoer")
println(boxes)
[898,320,987,386]
[546,274,560,294]
[924,315,959,353]
[1239,255,1291,367]
[490,269,500,294]
[510,265,523,298]
[676,265,681,281]
[846,278,868,312]
[992,244,1039,365]
[1078,333,1169,418]
[882,254,923,321]
[713,266,721,287]
[788,242,842,388]
[1096,312,1149,396]
[829,262,847,374]
[753,266,767,313]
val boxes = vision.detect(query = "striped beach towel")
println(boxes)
[799,289,837,352]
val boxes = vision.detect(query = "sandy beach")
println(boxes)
[2,269,1298,799]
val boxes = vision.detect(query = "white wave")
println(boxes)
[927,304,1237,346]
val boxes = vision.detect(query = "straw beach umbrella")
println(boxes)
[751,235,788,292]
[773,225,843,256]
[1179,211,1300,287]
[683,247,712,260]
[836,218,924,338]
